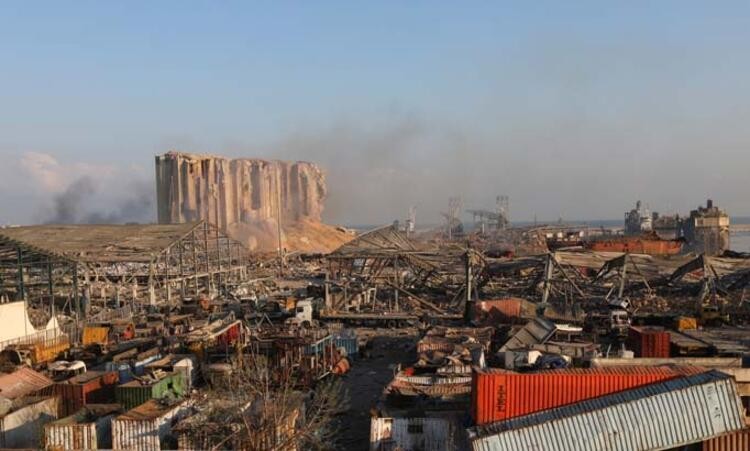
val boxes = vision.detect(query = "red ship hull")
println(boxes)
[584,235,683,255]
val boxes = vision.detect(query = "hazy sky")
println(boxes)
[1,2,749,226]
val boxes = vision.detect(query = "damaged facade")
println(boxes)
[155,151,352,253]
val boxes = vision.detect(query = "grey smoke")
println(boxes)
[48,177,97,224]
[46,177,154,224]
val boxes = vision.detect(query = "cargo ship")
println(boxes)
[583,232,683,255]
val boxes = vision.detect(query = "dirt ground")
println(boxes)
[333,330,418,450]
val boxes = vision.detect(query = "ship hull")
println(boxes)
[584,236,682,255]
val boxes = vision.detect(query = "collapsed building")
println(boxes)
[683,199,731,256]
[154,151,352,253]
[0,221,251,319]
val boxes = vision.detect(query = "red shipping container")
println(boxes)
[53,371,119,417]
[474,298,536,324]
[703,428,750,451]
[628,326,671,358]
[471,366,704,426]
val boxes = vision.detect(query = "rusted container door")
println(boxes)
[471,366,704,425]
[628,326,671,358]
[55,372,118,416]
[44,423,97,451]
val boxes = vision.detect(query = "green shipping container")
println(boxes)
[115,372,185,410]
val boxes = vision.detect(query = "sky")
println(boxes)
[1,1,749,226]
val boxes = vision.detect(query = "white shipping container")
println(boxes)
[44,406,119,450]
[112,399,191,451]
[469,371,745,451]
[0,396,59,449]
[371,416,468,451]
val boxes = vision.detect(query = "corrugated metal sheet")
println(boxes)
[499,317,556,351]
[0,367,53,400]
[469,371,745,451]
[370,417,468,451]
[471,366,705,425]
[703,428,750,451]
[112,399,191,451]
[44,420,98,450]
[44,405,119,450]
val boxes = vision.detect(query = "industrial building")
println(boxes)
[683,199,731,256]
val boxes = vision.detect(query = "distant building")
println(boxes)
[624,201,652,235]
[682,199,730,256]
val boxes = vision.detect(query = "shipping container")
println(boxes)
[0,395,59,449]
[1,335,70,367]
[370,416,469,451]
[0,366,54,400]
[43,404,121,450]
[675,316,699,331]
[473,298,536,324]
[703,428,750,451]
[115,372,185,410]
[111,399,191,451]
[145,354,199,390]
[54,370,119,416]
[628,326,671,358]
[471,365,704,425]
[82,326,110,346]
[469,371,745,451]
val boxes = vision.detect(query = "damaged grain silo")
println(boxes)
[154,151,352,253]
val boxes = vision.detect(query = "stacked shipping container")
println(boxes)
[115,372,185,410]
[43,404,121,450]
[54,371,119,416]
[112,399,191,451]
[471,366,704,425]
[469,371,745,451]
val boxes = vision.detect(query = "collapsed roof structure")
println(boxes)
[0,221,251,317]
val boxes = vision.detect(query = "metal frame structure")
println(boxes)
[0,221,251,317]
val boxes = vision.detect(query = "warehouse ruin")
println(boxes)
[0,153,749,450]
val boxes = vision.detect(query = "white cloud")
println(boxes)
[19,152,116,193]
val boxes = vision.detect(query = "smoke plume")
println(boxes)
[45,176,154,224]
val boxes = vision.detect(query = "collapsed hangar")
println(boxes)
[0,221,251,317]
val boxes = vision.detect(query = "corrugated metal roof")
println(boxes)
[469,371,746,451]
[0,367,53,400]
[0,222,204,262]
